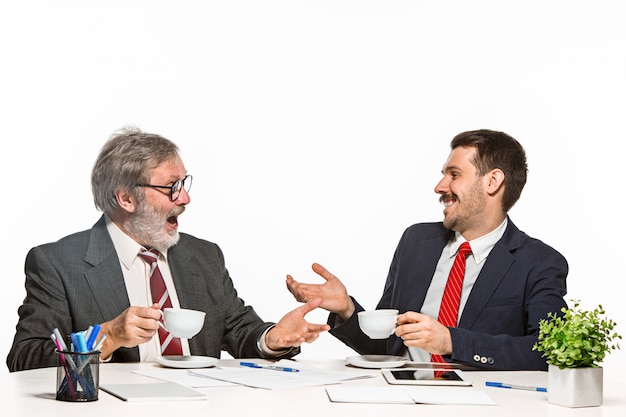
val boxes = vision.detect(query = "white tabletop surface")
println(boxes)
[3,358,625,417]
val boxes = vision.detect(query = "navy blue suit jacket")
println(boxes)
[329,219,568,370]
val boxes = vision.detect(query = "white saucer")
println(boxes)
[346,355,408,369]
[157,355,219,369]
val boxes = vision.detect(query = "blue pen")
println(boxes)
[240,361,300,372]
[74,332,88,353]
[86,324,101,351]
[70,332,80,352]
[486,381,547,392]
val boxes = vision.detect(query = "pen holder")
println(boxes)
[55,349,100,402]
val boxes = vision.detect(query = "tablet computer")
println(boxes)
[382,369,472,386]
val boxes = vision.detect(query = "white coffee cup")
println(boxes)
[159,307,206,338]
[357,309,399,339]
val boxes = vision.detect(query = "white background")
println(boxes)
[1,1,624,381]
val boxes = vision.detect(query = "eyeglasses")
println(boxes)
[135,174,193,201]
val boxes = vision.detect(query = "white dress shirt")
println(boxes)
[408,218,508,362]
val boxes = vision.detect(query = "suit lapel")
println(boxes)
[168,241,206,310]
[396,235,448,313]
[388,233,448,354]
[83,216,131,321]
[168,239,222,356]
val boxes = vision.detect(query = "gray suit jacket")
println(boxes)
[7,216,295,372]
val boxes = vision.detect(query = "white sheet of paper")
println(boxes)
[101,382,207,402]
[274,359,376,381]
[407,386,497,405]
[326,386,497,406]
[326,386,416,404]
[189,368,332,389]
[189,360,375,390]
[133,368,238,388]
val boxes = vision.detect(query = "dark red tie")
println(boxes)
[431,241,472,364]
[138,249,183,356]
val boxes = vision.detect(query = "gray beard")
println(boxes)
[125,206,180,253]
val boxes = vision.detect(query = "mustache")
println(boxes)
[168,205,185,217]
[439,194,457,205]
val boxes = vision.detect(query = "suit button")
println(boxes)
[480,356,488,364]
[473,354,481,362]
[488,357,495,365]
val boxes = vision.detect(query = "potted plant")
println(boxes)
[533,300,621,407]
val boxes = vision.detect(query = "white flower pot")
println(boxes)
[547,365,603,407]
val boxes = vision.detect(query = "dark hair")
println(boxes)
[451,129,527,212]
[91,125,180,217]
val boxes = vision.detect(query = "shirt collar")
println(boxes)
[448,218,508,264]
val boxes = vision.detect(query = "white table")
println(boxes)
[3,358,625,417]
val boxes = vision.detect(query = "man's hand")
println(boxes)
[98,304,162,359]
[286,263,355,320]
[265,298,330,351]
[395,311,453,355]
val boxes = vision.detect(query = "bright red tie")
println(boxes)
[138,249,183,356]
[431,241,472,364]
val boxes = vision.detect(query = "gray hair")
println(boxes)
[91,125,180,217]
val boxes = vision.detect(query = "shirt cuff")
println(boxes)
[257,324,295,357]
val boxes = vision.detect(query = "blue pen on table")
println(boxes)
[240,361,300,372]
[486,381,547,392]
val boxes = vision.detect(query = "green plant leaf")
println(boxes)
[533,299,622,368]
